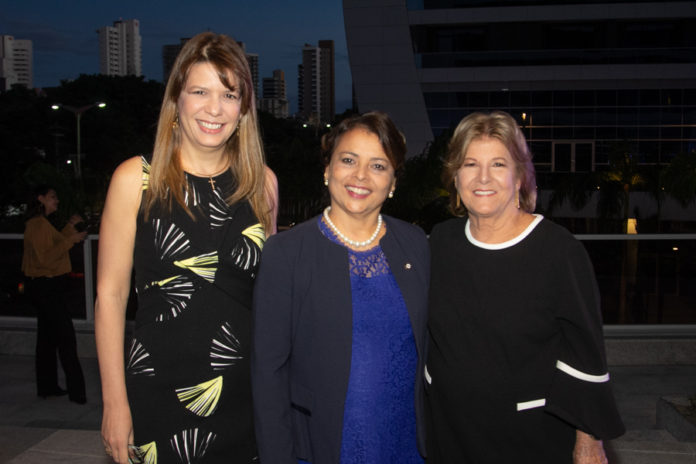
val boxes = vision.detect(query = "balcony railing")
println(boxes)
[1,233,695,333]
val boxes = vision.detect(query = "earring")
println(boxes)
[172,114,179,129]
[516,190,521,209]
[388,190,394,199]
[456,195,461,208]
[324,176,329,186]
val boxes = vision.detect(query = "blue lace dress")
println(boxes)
[301,218,423,464]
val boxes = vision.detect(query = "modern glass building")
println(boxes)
[344,0,696,173]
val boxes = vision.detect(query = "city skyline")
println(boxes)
[1,0,352,114]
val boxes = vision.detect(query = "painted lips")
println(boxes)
[346,185,371,197]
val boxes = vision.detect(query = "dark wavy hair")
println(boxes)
[320,111,406,176]
[26,184,56,218]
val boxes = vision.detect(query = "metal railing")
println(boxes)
[1,232,695,335]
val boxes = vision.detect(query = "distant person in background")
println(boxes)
[22,184,87,404]
[426,111,624,463]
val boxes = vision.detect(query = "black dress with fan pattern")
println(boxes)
[126,157,264,463]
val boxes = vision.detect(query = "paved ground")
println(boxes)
[0,354,695,463]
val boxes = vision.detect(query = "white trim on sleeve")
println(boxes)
[556,360,610,383]
[516,398,546,411]
[424,365,432,385]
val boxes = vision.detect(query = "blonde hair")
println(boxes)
[143,32,271,231]
[443,111,537,216]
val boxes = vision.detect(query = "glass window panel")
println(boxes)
[639,109,659,124]
[617,127,638,139]
[616,109,638,125]
[596,127,617,139]
[661,127,682,139]
[511,91,531,107]
[531,141,551,164]
[639,89,660,106]
[617,90,640,106]
[424,93,449,108]
[455,92,469,107]
[639,127,659,139]
[554,143,572,172]
[575,90,596,107]
[554,91,573,106]
[469,92,489,107]
[490,91,510,107]
[529,127,551,140]
[684,108,696,124]
[531,91,552,106]
[574,127,595,139]
[596,90,617,107]
[553,127,573,139]
[575,109,596,125]
[554,109,573,125]
[660,108,683,125]
[575,143,593,172]
[682,89,696,105]
[660,89,682,106]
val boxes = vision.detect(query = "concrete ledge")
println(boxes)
[0,328,97,358]
[657,397,696,443]
[606,339,696,366]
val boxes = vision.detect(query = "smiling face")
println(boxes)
[177,62,242,157]
[455,136,521,222]
[38,189,59,216]
[325,127,396,223]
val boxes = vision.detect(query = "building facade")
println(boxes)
[0,35,33,90]
[97,19,142,77]
[344,1,696,165]
[298,40,335,124]
[261,69,289,119]
[162,38,190,84]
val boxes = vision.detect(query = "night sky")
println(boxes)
[1,0,352,113]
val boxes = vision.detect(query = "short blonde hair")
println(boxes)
[443,111,537,216]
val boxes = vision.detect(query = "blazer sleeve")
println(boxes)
[251,234,297,463]
[545,237,625,440]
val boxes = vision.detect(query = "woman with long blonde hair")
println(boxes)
[96,32,277,464]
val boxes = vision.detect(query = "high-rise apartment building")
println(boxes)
[0,35,33,90]
[261,69,289,119]
[235,41,260,100]
[162,38,189,83]
[344,1,696,163]
[97,19,142,77]
[298,40,335,124]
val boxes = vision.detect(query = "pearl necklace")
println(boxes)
[323,206,383,248]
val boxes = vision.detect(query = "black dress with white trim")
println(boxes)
[426,215,624,464]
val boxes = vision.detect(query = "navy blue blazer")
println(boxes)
[252,214,429,464]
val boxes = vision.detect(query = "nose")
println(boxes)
[355,162,368,180]
[478,165,490,183]
[205,95,222,116]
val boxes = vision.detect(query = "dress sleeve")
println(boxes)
[545,237,625,440]
[251,235,296,463]
[25,218,74,269]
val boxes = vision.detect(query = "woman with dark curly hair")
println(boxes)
[253,111,428,464]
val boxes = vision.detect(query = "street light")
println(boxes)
[51,102,106,179]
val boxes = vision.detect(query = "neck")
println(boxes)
[180,151,229,177]
[324,206,384,249]
[469,210,534,244]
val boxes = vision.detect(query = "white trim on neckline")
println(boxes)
[465,214,544,250]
